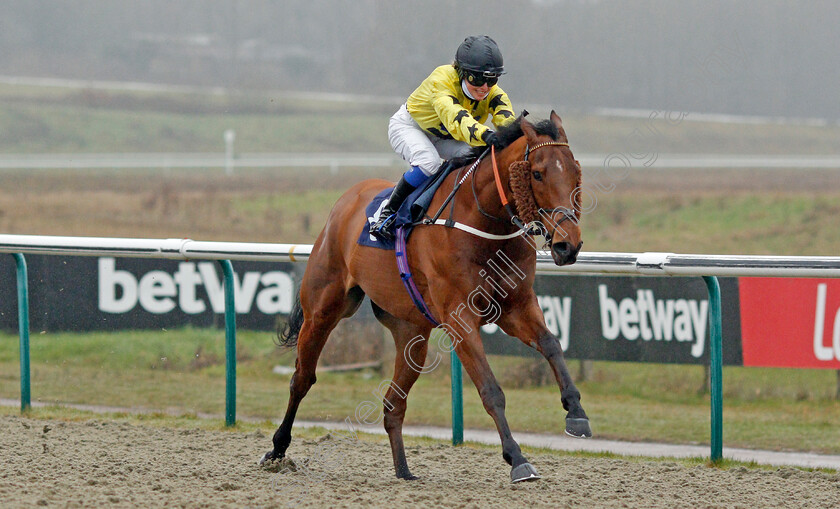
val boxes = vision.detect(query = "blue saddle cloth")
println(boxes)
[357,164,455,250]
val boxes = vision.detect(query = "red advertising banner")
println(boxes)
[739,278,840,369]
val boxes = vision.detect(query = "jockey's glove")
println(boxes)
[482,130,499,148]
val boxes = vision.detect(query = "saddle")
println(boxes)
[358,161,457,250]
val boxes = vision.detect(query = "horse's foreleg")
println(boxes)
[497,303,592,438]
[535,332,591,437]
[453,333,540,482]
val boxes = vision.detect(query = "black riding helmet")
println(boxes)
[454,35,505,87]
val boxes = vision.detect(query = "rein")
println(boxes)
[426,148,490,226]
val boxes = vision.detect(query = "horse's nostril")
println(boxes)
[552,242,571,257]
[551,241,580,265]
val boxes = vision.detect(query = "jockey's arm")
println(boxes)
[487,87,516,129]
[431,90,491,147]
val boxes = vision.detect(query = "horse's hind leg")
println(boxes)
[371,302,432,480]
[261,283,364,465]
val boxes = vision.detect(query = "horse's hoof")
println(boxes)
[565,417,592,438]
[511,462,541,483]
[259,450,277,466]
[396,466,419,481]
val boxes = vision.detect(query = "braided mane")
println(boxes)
[508,161,539,223]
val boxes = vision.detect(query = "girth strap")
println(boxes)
[394,226,440,326]
[428,219,526,240]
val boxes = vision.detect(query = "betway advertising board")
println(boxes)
[0,255,302,332]
[2,256,840,369]
[480,276,744,366]
[480,275,840,369]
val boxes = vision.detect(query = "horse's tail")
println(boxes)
[276,289,304,348]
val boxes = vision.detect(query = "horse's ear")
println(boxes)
[550,110,563,129]
[521,116,538,141]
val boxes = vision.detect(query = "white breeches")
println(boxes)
[388,104,474,177]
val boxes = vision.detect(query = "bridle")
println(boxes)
[488,141,578,244]
[424,138,579,244]
[523,140,568,161]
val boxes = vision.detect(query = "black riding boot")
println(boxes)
[369,175,416,239]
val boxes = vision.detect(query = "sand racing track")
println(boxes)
[2,414,839,508]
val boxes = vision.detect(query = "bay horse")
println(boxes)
[262,111,591,483]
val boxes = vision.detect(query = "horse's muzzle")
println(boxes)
[551,241,582,266]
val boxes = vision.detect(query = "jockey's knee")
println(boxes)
[410,154,442,177]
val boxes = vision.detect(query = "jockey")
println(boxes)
[369,35,516,239]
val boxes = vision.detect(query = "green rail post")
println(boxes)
[703,276,723,463]
[450,350,464,445]
[13,254,31,412]
[218,260,237,427]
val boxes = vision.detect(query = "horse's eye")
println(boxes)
[532,171,543,181]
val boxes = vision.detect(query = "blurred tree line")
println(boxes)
[0,0,837,119]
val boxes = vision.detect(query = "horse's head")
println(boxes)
[512,111,583,265]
